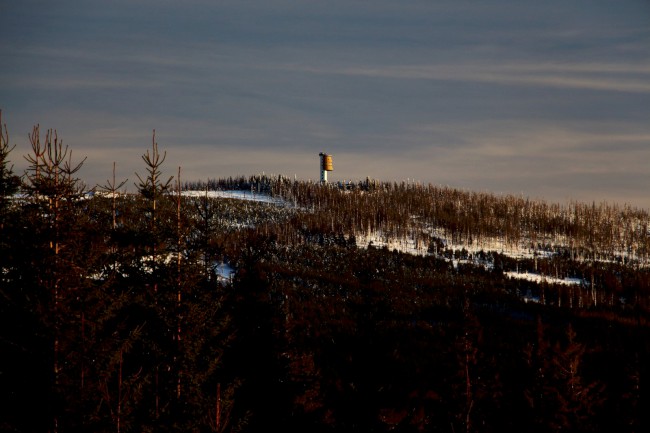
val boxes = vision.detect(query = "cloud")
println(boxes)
[279,61,650,94]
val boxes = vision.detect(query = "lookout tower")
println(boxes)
[319,152,333,183]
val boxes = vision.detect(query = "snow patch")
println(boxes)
[182,190,285,205]
[354,232,429,256]
[504,271,583,286]
[214,261,235,282]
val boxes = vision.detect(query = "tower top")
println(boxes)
[319,152,333,183]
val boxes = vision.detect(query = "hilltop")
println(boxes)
[2,127,650,431]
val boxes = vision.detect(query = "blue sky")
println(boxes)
[2,0,649,207]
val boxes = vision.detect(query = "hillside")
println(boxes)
[1,131,650,432]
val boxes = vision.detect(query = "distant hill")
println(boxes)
[3,165,650,431]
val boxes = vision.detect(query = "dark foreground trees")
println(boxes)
[227,240,645,433]
[0,124,237,432]
[1,115,650,432]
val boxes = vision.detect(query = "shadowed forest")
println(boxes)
[1,117,650,432]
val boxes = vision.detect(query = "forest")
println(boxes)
[1,116,650,432]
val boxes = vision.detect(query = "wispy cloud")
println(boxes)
[281,62,650,94]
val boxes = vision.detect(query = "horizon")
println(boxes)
[5,135,650,211]
[2,0,649,209]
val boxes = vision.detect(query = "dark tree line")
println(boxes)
[2,115,650,432]
[1,123,239,432]
[202,175,650,312]
[259,176,650,266]
[226,239,649,432]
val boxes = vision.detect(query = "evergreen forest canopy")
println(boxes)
[1,115,650,432]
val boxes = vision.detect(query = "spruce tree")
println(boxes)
[0,112,30,431]
[0,110,20,227]
[16,124,88,432]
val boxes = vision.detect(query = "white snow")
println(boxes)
[354,229,588,288]
[214,261,235,282]
[182,190,285,205]
[180,188,596,292]
[504,271,583,286]
[354,232,429,256]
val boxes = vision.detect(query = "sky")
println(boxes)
[1,0,649,208]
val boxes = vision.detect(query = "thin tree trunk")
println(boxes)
[216,383,221,432]
[81,312,85,391]
[118,349,123,433]
[176,167,182,400]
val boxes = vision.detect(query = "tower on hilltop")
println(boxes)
[319,152,333,183]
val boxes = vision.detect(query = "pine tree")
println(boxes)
[0,112,34,432]
[450,294,482,433]
[525,319,606,432]
[98,161,128,230]
[523,315,553,432]
[549,323,606,431]
[134,130,173,225]
[18,124,88,432]
[0,110,21,301]
[133,130,174,423]
[0,110,20,229]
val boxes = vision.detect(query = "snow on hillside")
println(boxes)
[183,188,587,287]
[182,190,286,205]
[504,271,583,286]
[354,232,429,256]
[354,229,587,286]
